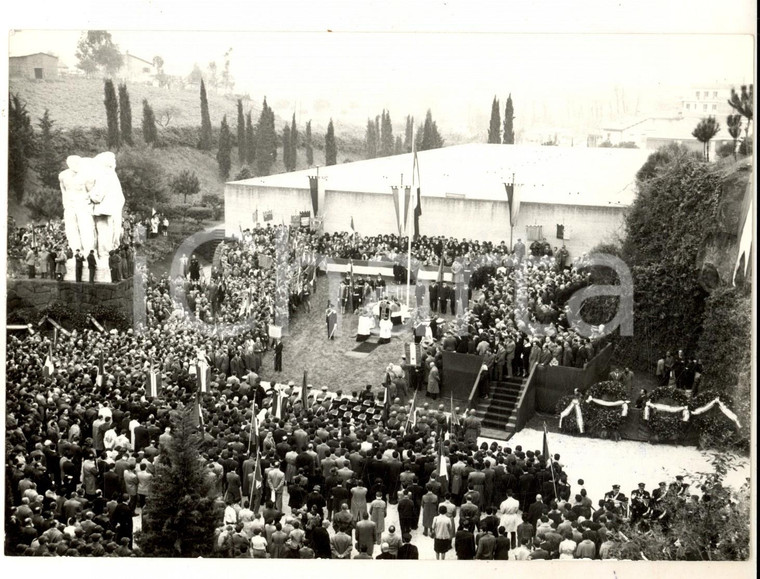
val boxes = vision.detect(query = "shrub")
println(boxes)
[584,380,628,436]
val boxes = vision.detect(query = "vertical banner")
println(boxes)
[391,186,402,236]
[403,186,411,232]
[308,175,319,216]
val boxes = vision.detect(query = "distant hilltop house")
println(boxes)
[595,116,735,157]
[116,51,158,85]
[9,52,59,80]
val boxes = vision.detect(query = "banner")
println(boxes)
[586,396,629,417]
[691,397,741,428]
[643,401,689,422]
[403,186,411,232]
[391,186,402,236]
[558,398,585,433]
[308,175,319,216]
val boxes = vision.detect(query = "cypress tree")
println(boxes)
[216,115,232,179]
[255,98,275,176]
[199,80,213,150]
[381,110,394,156]
[283,124,292,171]
[36,109,61,189]
[404,115,413,152]
[139,407,219,557]
[245,111,255,166]
[142,98,158,146]
[488,96,501,143]
[503,94,515,144]
[365,118,377,159]
[118,83,133,146]
[290,113,298,170]
[237,99,246,164]
[417,109,444,151]
[305,120,313,166]
[104,79,120,149]
[394,135,403,155]
[325,119,337,166]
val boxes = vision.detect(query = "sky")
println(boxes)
[8,29,754,135]
[4,1,757,135]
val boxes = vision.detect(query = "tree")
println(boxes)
[155,105,181,129]
[103,79,120,149]
[116,149,168,212]
[169,170,201,204]
[221,48,234,93]
[503,94,515,144]
[187,63,203,85]
[153,55,168,88]
[140,407,219,557]
[9,94,35,200]
[237,99,246,164]
[290,113,298,170]
[283,124,293,171]
[245,111,255,166]
[205,61,219,90]
[305,120,313,166]
[415,109,444,151]
[380,110,394,156]
[488,96,501,143]
[692,116,720,161]
[198,80,213,150]
[36,109,61,190]
[24,186,64,221]
[726,114,742,160]
[365,118,378,159]
[325,119,337,166]
[404,115,413,152]
[142,99,158,146]
[636,143,699,183]
[216,115,232,179]
[255,98,276,176]
[118,83,133,146]
[395,135,403,155]
[75,30,124,77]
[201,193,224,220]
[727,84,753,142]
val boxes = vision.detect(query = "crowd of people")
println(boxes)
[6,222,662,559]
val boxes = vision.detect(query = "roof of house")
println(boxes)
[230,143,651,208]
[124,52,154,66]
[9,52,59,60]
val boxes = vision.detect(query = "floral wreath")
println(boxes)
[689,389,741,438]
[584,380,629,434]
[644,386,690,440]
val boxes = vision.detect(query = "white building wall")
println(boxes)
[225,183,628,259]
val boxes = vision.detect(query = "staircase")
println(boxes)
[473,376,525,439]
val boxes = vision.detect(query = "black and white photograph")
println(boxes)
[2,1,755,576]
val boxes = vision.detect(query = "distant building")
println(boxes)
[116,51,157,84]
[680,86,734,119]
[599,116,734,156]
[9,52,59,80]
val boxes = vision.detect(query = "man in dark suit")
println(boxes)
[111,493,134,548]
[87,250,98,283]
[397,533,419,559]
[455,522,476,560]
[527,494,547,529]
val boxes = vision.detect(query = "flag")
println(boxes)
[404,394,417,435]
[301,370,309,410]
[191,390,204,430]
[274,385,282,420]
[436,250,444,284]
[413,187,422,240]
[450,390,459,431]
[543,422,559,499]
[96,351,105,387]
[146,364,162,398]
[350,216,356,235]
[542,423,550,460]
[250,450,264,512]
[349,259,354,289]
[403,186,411,232]
[438,438,448,480]
[391,186,402,236]
[308,175,319,216]
[504,178,520,227]
[248,401,259,455]
[42,345,54,379]
[383,373,391,424]
[196,360,210,394]
[52,327,59,349]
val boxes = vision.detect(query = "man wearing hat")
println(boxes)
[669,475,689,498]
[630,483,651,523]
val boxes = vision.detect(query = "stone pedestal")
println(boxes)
[63,258,112,283]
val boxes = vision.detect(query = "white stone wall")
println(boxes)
[225,184,627,258]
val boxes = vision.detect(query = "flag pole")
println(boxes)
[544,421,559,501]
[406,120,415,309]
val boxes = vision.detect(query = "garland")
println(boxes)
[689,390,741,440]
